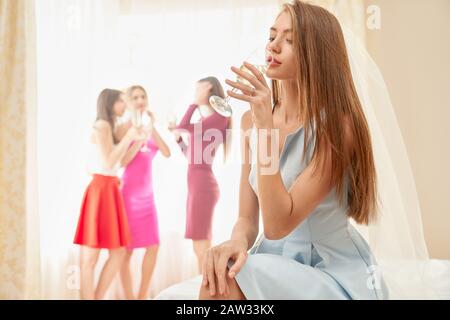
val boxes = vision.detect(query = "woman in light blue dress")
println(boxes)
[199,1,389,300]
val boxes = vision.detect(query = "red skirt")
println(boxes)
[74,174,131,249]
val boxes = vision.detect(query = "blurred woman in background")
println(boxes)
[73,89,145,300]
[168,77,231,274]
[117,85,171,300]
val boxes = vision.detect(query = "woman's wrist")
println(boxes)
[124,130,135,143]
[230,231,250,249]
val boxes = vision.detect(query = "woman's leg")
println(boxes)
[95,247,126,300]
[80,246,101,300]
[119,249,135,300]
[137,245,159,300]
[193,240,212,274]
[199,275,246,300]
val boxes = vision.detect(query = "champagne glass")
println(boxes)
[140,111,153,153]
[167,112,181,138]
[166,112,177,129]
[130,108,148,152]
[130,107,142,127]
[166,112,181,142]
[209,48,273,117]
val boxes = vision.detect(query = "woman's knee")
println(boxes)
[198,277,245,300]
[109,247,127,260]
[80,248,99,269]
[146,245,159,254]
[198,284,214,300]
[123,249,133,262]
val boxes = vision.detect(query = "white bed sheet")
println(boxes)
[154,260,450,300]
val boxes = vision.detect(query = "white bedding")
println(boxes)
[154,260,450,300]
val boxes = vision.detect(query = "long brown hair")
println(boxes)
[199,76,233,163]
[96,88,123,143]
[275,1,377,225]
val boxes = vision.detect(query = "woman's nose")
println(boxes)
[267,42,280,55]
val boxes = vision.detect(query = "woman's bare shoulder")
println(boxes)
[93,119,112,132]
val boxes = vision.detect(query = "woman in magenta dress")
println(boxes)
[116,85,171,300]
[168,77,231,273]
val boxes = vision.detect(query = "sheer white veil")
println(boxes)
[341,26,438,299]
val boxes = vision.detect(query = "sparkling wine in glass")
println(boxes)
[139,111,153,153]
[166,112,177,129]
[130,108,142,128]
[209,48,272,117]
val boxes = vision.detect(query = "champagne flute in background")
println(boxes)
[130,107,142,128]
[167,112,183,143]
[130,108,148,152]
[209,48,273,117]
[166,112,178,134]
[140,111,153,153]
[166,112,177,128]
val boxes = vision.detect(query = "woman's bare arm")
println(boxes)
[230,110,260,250]
[256,120,354,240]
[120,141,144,168]
[114,120,132,141]
[151,127,171,158]
[94,120,136,170]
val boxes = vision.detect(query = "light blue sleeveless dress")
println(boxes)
[227,125,389,300]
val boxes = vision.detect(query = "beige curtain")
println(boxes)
[0,0,40,299]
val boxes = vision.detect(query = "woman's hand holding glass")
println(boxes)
[209,48,272,118]
[139,111,153,152]
[167,114,182,142]
[225,61,274,130]
[130,108,152,152]
[125,125,146,143]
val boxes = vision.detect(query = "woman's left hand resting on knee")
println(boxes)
[202,239,248,297]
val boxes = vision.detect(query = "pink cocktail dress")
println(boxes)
[121,138,160,248]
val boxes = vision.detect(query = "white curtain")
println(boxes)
[0,0,39,299]
[36,0,279,299]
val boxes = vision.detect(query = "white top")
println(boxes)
[86,142,120,176]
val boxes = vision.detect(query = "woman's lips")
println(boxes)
[269,60,282,67]
[267,56,282,67]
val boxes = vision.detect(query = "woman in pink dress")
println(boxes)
[116,85,171,300]
[168,77,231,273]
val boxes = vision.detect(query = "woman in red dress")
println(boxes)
[73,89,145,299]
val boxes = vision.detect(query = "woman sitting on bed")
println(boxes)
[199,0,389,300]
